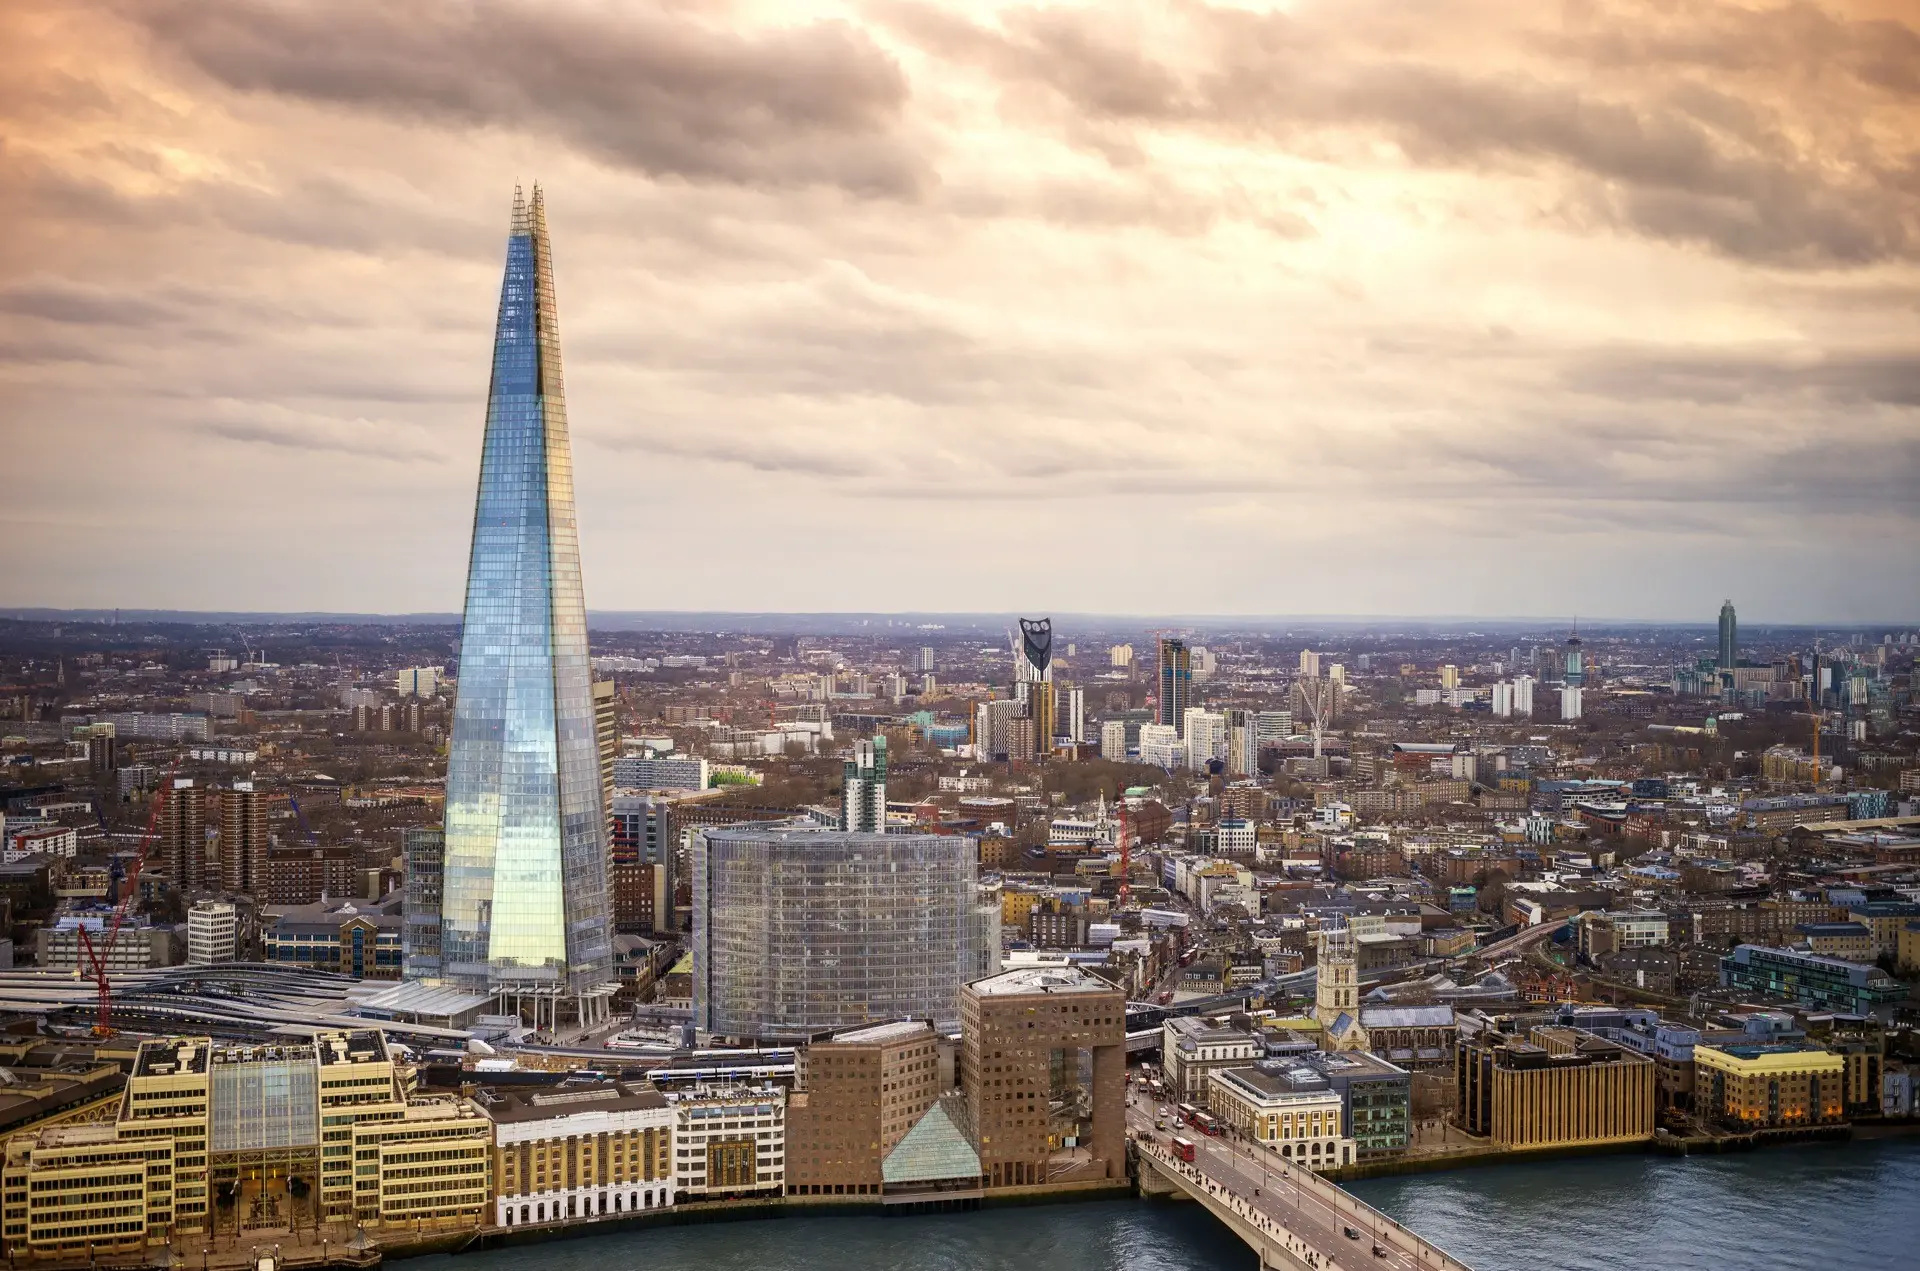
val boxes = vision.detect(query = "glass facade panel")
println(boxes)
[439,187,612,993]
[693,828,993,1038]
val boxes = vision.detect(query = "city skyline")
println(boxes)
[3,1,1917,622]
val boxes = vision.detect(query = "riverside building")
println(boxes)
[668,1084,786,1200]
[1206,1063,1356,1171]
[959,966,1126,1190]
[479,1081,674,1226]
[1455,1026,1655,1150]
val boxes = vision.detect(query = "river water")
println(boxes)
[413,1138,1918,1271]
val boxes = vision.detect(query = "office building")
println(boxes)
[1255,710,1292,742]
[668,1084,786,1199]
[1100,719,1128,759]
[439,187,614,1019]
[1162,1015,1260,1104]
[1157,639,1192,736]
[960,966,1126,1188]
[186,900,237,966]
[262,896,403,978]
[37,918,175,973]
[1575,910,1670,961]
[1303,1050,1411,1158]
[1207,1064,1355,1171]
[1719,945,1906,1015]
[1,1126,178,1258]
[1694,1043,1845,1129]
[108,1031,489,1232]
[692,827,996,1040]
[786,1020,941,1196]
[1718,599,1738,670]
[1455,1026,1654,1150]
[841,735,888,832]
[481,1080,674,1225]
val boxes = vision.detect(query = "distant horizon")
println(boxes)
[2,606,1914,634]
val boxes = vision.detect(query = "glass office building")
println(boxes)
[439,187,612,1002]
[692,827,1000,1040]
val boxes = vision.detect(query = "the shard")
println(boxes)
[437,186,613,1020]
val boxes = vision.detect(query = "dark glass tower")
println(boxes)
[438,186,612,1005]
[1157,637,1191,737]
[1718,599,1738,670]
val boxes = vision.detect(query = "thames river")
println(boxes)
[417,1138,1919,1271]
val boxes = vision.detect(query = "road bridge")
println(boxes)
[1130,1111,1471,1271]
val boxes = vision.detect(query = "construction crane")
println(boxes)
[288,795,320,846]
[77,760,178,1036]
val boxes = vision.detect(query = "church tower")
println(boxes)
[1314,925,1369,1051]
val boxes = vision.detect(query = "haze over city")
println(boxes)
[4,0,1917,620]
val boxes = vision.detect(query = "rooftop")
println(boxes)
[828,1019,935,1046]
[476,1080,667,1124]
[966,965,1117,997]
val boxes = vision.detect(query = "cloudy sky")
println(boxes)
[2,0,1916,623]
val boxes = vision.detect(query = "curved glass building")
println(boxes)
[692,827,999,1040]
[437,187,612,1010]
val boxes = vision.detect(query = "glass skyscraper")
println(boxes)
[437,186,613,1007]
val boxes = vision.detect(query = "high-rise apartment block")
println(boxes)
[1299,649,1321,678]
[1157,639,1192,737]
[218,781,268,895]
[437,187,613,1019]
[1100,719,1128,759]
[158,777,206,893]
[842,735,887,832]
[1184,708,1227,771]
[395,666,442,697]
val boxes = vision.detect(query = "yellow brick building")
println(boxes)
[1693,1044,1845,1129]
[1,1125,175,1258]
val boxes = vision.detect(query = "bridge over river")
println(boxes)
[1130,1107,1472,1271]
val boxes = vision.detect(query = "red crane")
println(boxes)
[78,761,178,1036]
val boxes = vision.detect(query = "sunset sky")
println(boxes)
[2,0,1916,621]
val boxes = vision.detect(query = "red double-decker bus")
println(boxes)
[1171,1136,1197,1163]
